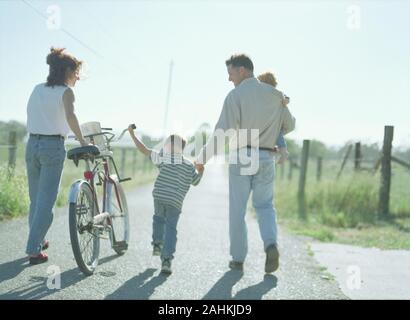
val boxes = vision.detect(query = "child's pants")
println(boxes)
[152,200,181,260]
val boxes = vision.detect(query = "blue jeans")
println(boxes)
[276,131,287,148]
[152,200,181,260]
[25,136,66,255]
[229,149,277,262]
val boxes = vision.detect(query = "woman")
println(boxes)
[26,47,87,264]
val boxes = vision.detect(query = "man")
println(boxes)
[196,54,296,273]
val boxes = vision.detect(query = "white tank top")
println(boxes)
[27,83,71,136]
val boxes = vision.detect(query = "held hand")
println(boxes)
[194,161,205,173]
[282,94,290,107]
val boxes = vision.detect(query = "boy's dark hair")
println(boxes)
[225,54,254,72]
[168,134,186,150]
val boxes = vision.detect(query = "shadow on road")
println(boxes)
[0,257,29,284]
[105,268,169,299]
[0,267,86,300]
[203,271,278,300]
[233,274,278,300]
[0,254,122,300]
[202,270,243,300]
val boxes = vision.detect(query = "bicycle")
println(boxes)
[66,123,136,275]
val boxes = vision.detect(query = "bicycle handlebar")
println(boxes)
[68,124,136,145]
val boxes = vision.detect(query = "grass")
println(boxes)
[259,158,410,250]
[0,165,30,220]
[0,143,157,220]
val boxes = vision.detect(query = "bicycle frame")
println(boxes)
[68,130,131,226]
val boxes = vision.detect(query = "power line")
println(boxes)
[20,0,127,73]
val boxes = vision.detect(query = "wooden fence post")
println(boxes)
[298,140,310,219]
[373,155,382,175]
[378,126,394,218]
[8,131,17,178]
[337,144,353,179]
[354,142,361,171]
[317,157,322,182]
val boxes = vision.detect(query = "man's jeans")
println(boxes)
[152,200,181,260]
[229,149,277,263]
[25,136,66,255]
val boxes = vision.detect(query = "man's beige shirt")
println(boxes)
[197,77,296,164]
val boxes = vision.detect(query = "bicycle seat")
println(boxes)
[67,145,100,161]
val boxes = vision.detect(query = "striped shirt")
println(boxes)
[151,150,203,210]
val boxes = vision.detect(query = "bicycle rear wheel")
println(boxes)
[107,178,129,255]
[69,182,100,275]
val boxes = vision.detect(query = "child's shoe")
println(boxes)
[29,252,48,265]
[153,243,162,256]
[161,258,172,275]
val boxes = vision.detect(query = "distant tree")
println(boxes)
[309,139,328,158]
[337,141,381,160]
[0,120,27,144]
[286,139,301,157]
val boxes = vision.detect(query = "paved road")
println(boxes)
[0,163,346,300]
[311,242,410,299]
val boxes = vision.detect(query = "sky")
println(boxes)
[0,0,409,148]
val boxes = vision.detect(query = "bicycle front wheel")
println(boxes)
[69,182,100,275]
[107,179,130,255]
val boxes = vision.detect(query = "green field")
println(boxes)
[0,142,156,220]
[271,156,410,249]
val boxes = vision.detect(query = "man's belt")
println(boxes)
[30,133,65,140]
[246,145,276,152]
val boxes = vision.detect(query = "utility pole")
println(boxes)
[162,60,174,138]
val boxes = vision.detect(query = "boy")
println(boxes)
[257,72,290,164]
[128,125,204,274]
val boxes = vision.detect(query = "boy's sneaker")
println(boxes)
[265,245,280,273]
[229,260,244,272]
[29,252,48,265]
[153,244,162,256]
[161,259,172,275]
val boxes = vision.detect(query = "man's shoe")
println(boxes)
[229,260,244,271]
[265,245,279,273]
[42,240,49,251]
[153,244,162,256]
[161,258,172,275]
[29,252,48,265]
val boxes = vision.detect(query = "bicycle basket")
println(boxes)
[80,121,107,151]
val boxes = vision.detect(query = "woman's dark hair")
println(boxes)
[46,47,82,87]
[225,54,254,72]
